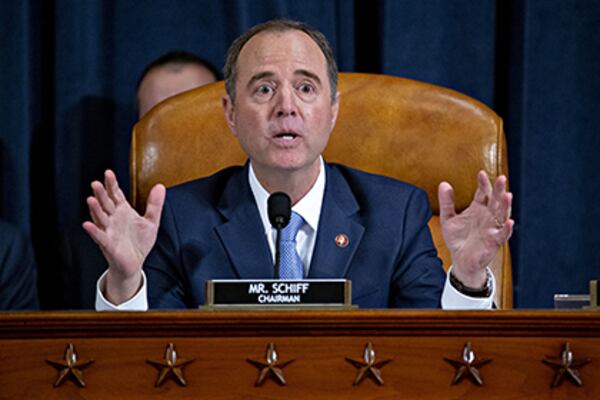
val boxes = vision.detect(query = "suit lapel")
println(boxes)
[215,166,275,279]
[308,165,365,278]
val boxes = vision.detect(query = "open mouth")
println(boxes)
[274,132,299,140]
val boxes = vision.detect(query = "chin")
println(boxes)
[270,163,306,173]
[271,154,319,172]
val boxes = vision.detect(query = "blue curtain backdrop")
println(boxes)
[1,0,598,308]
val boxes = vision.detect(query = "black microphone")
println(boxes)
[267,192,291,279]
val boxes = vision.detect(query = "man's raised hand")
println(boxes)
[82,170,165,304]
[438,170,514,288]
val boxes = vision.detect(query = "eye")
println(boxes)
[256,84,274,95]
[298,83,315,94]
[252,83,275,102]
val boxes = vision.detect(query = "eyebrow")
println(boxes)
[247,71,275,90]
[294,69,322,87]
[246,69,323,90]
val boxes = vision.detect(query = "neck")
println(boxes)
[252,160,321,205]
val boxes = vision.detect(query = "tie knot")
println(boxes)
[280,211,303,241]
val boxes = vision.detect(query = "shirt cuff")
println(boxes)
[441,266,495,309]
[95,269,149,311]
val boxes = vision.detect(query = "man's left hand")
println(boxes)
[438,170,514,288]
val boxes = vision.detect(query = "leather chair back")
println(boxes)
[131,72,512,308]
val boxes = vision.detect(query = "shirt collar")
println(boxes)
[248,157,326,234]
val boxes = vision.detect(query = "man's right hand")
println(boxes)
[82,170,165,305]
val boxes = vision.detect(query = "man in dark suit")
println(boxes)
[0,221,39,310]
[84,20,513,310]
[144,164,446,308]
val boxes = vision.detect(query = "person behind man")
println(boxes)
[0,221,39,310]
[136,50,219,117]
[85,20,514,311]
[58,51,218,309]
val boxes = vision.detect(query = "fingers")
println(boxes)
[498,191,512,221]
[89,169,125,216]
[494,218,515,245]
[87,196,110,229]
[491,174,508,204]
[490,174,512,223]
[144,184,166,225]
[104,169,127,205]
[86,169,132,232]
[438,181,456,222]
[473,170,492,205]
[82,220,109,249]
[91,180,115,215]
[504,219,514,241]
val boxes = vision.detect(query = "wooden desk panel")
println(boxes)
[1,310,598,399]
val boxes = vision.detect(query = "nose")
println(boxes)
[274,85,297,118]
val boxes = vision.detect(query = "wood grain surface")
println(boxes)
[0,310,598,399]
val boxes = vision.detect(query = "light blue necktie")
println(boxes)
[279,211,304,280]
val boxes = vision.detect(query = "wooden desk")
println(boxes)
[1,310,598,399]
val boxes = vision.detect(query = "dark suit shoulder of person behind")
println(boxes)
[58,227,106,309]
[0,221,39,310]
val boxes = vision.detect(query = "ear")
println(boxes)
[222,95,237,136]
[330,91,341,128]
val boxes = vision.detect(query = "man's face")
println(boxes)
[223,30,339,179]
[138,63,216,118]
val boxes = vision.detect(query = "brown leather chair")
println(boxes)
[131,72,513,308]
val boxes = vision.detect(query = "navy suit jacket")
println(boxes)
[145,163,445,309]
[0,221,39,310]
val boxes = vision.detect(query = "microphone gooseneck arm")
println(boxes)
[274,227,282,279]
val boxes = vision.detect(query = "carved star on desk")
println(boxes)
[444,342,491,386]
[345,342,392,386]
[147,343,195,387]
[247,343,294,386]
[46,343,94,387]
[543,342,591,387]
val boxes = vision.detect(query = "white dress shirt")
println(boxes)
[96,158,494,310]
[249,158,325,275]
